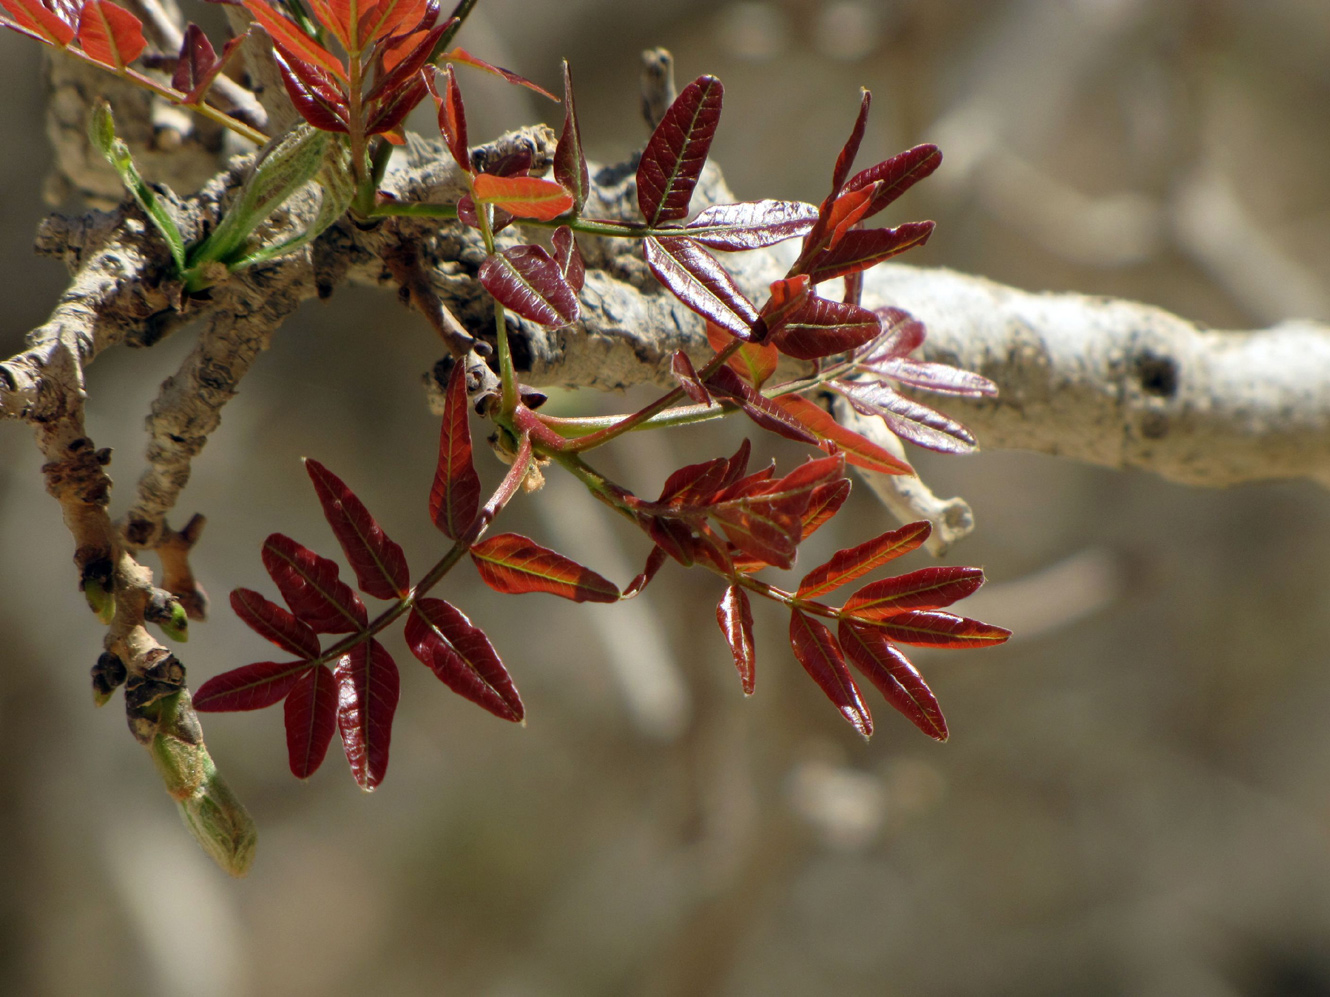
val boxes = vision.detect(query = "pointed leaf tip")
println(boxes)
[304,459,410,600]
[470,533,619,603]
[637,75,724,226]
[406,598,524,722]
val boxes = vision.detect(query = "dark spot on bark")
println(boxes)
[125,518,156,546]
[1134,351,1178,397]
[1140,412,1169,439]
[68,437,91,453]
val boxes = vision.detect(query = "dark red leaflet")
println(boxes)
[801,480,851,539]
[428,64,469,171]
[867,610,1011,648]
[804,223,935,285]
[670,350,711,405]
[857,307,926,363]
[478,245,579,328]
[551,226,585,293]
[285,663,338,779]
[171,24,217,94]
[843,143,943,220]
[194,660,310,712]
[636,75,723,226]
[838,621,947,741]
[684,200,820,251]
[796,521,933,599]
[274,49,350,133]
[868,357,998,398]
[261,533,368,633]
[841,565,985,620]
[789,609,872,737]
[230,587,321,659]
[644,236,756,341]
[829,89,871,199]
[405,598,523,721]
[554,61,590,213]
[429,361,481,540]
[773,395,913,476]
[705,367,819,447]
[767,295,881,361]
[366,72,429,135]
[334,639,400,790]
[470,533,619,603]
[622,545,668,599]
[835,380,978,453]
[716,585,756,695]
[305,459,410,600]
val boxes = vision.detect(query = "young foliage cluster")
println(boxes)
[5,0,1010,855]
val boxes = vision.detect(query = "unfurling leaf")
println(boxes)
[261,533,368,633]
[305,459,410,600]
[478,245,579,327]
[334,640,400,790]
[171,23,217,94]
[405,598,524,721]
[444,46,558,101]
[473,174,574,221]
[552,225,585,292]
[427,64,469,171]
[470,533,619,602]
[862,610,1011,648]
[644,236,756,341]
[637,75,723,226]
[841,565,986,619]
[554,61,590,212]
[685,200,820,251]
[773,395,913,476]
[797,521,933,599]
[430,361,481,540]
[285,664,338,778]
[194,660,309,712]
[670,350,711,405]
[622,545,668,599]
[838,621,947,741]
[273,49,350,133]
[229,587,321,658]
[717,585,756,695]
[76,0,146,69]
[789,609,872,737]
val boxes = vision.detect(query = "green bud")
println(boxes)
[88,99,116,160]
[84,577,115,624]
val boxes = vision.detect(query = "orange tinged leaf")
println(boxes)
[472,174,574,222]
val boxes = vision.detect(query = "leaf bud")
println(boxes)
[91,651,127,707]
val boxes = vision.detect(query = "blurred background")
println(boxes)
[3,1,1330,994]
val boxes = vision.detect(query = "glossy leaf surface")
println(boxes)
[405,597,523,721]
[685,200,820,251]
[261,533,368,633]
[553,61,589,212]
[285,664,338,779]
[838,621,947,740]
[789,610,872,737]
[472,174,574,222]
[244,0,346,80]
[670,350,711,405]
[866,610,1011,648]
[427,64,469,170]
[334,639,399,790]
[836,380,978,453]
[841,566,985,619]
[766,294,881,361]
[230,587,321,659]
[804,223,935,284]
[194,660,309,712]
[429,361,481,540]
[844,143,943,220]
[705,367,818,447]
[470,533,619,602]
[717,584,756,695]
[644,236,756,341]
[705,322,778,388]
[478,245,579,328]
[774,395,913,476]
[637,75,723,226]
[551,225,585,292]
[801,479,851,539]
[797,521,933,599]
[274,49,349,132]
[305,459,409,600]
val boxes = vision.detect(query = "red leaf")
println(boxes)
[230,587,322,659]
[261,533,368,633]
[838,622,947,741]
[710,457,839,569]
[429,361,481,541]
[844,143,943,221]
[285,664,338,778]
[858,306,926,363]
[841,566,986,620]
[789,610,872,737]
[405,598,523,721]
[865,610,1011,648]
[670,350,711,405]
[478,245,579,328]
[717,585,756,695]
[823,185,877,249]
[829,89,871,199]
[470,533,619,603]
[835,380,978,453]
[644,236,757,341]
[705,367,819,447]
[445,46,558,101]
[801,479,851,539]
[804,222,935,285]
[427,64,469,171]
[637,75,723,226]
[367,21,443,101]
[304,459,409,600]
[360,0,425,45]
[705,322,778,389]
[622,545,668,599]
[76,0,145,69]
[554,61,589,213]
[334,640,399,790]
[551,225,585,293]
[0,0,76,45]
[869,358,997,398]
[685,200,820,251]
[773,395,913,476]
[273,48,350,133]
[171,23,216,93]
[767,294,882,361]
[244,0,346,80]
[473,173,573,222]
[194,660,310,712]
[797,521,933,599]
[366,70,429,136]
